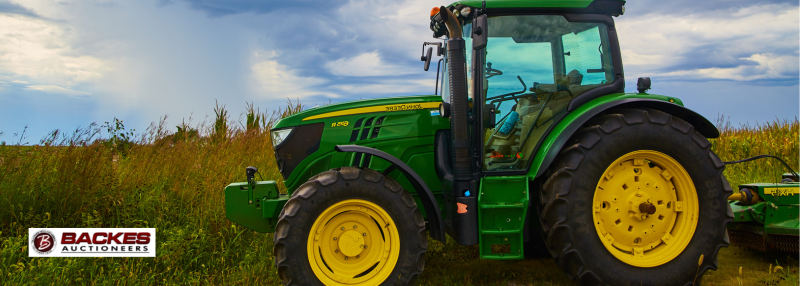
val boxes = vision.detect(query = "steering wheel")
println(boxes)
[486,62,503,79]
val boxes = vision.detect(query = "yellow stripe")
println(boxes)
[763,187,799,196]
[303,102,441,121]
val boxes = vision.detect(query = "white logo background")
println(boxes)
[28,228,156,257]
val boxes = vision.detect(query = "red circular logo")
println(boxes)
[31,230,56,254]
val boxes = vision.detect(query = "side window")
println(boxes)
[562,26,605,85]
[481,15,614,172]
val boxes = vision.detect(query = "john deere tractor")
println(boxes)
[224,1,733,285]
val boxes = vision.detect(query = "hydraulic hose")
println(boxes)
[724,155,798,179]
[441,6,470,177]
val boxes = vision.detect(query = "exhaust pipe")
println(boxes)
[440,6,471,178]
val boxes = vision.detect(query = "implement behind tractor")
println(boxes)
[223,1,739,285]
[727,172,799,253]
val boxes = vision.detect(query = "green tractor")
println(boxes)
[225,0,733,285]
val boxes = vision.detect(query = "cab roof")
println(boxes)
[450,0,624,11]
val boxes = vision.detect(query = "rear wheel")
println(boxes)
[273,167,427,286]
[539,108,733,285]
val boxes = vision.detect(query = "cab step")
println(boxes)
[478,176,529,260]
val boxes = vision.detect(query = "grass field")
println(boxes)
[1,104,797,285]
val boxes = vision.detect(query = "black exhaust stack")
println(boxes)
[440,6,471,179]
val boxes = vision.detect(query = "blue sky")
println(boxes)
[0,0,797,143]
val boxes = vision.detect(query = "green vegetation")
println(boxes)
[1,105,797,285]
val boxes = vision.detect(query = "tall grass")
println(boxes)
[711,116,799,188]
[0,109,796,285]
[0,100,302,285]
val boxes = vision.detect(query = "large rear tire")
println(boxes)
[539,108,733,285]
[273,167,427,286]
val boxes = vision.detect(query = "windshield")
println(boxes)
[482,15,615,171]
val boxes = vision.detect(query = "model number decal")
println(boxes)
[763,187,799,196]
[330,121,349,128]
[385,104,423,112]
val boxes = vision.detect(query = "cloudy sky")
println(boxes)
[0,0,797,143]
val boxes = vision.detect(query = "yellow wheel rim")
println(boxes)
[307,199,400,285]
[592,150,699,267]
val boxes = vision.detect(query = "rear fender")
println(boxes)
[530,98,719,179]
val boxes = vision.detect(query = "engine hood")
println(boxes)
[273,95,443,129]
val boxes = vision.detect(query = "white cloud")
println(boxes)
[0,14,109,89]
[324,51,415,77]
[251,50,339,99]
[617,4,799,81]
[25,85,90,96]
[655,53,799,81]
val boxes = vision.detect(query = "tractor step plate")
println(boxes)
[478,176,528,259]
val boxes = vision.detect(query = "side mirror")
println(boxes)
[485,103,497,128]
[423,47,433,71]
[473,14,487,50]
[637,77,651,93]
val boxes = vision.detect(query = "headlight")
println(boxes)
[271,127,294,148]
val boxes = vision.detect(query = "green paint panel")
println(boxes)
[730,202,766,223]
[764,204,799,235]
[274,95,443,129]
[278,96,449,195]
[478,176,529,259]
[225,181,286,233]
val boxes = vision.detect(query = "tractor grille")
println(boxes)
[274,123,324,180]
[349,116,386,143]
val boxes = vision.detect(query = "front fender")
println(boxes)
[335,145,446,242]
[529,95,719,179]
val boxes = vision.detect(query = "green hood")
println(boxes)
[273,95,444,129]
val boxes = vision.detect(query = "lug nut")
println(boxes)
[333,237,337,241]
[335,249,338,253]
[356,255,360,258]
[354,225,357,229]
[345,257,348,260]
[341,227,345,230]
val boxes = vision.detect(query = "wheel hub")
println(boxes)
[338,230,365,257]
[592,150,699,267]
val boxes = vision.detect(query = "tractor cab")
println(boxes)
[427,1,626,254]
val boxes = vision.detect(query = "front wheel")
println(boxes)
[273,167,427,286]
[539,108,733,285]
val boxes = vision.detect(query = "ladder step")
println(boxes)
[481,229,522,235]
[479,204,524,209]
